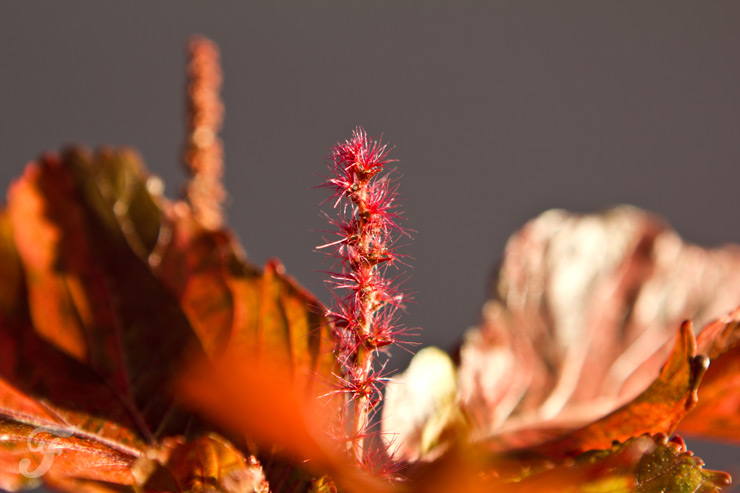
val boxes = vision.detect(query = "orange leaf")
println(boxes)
[155,210,339,401]
[0,146,342,490]
[0,419,137,492]
[678,307,740,442]
[177,353,333,469]
[528,321,706,457]
[133,434,269,492]
[411,434,729,493]
[177,353,389,493]
[7,150,206,440]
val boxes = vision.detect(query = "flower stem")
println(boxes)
[319,127,410,468]
[352,343,372,460]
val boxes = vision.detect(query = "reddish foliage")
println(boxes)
[2,39,739,493]
[0,148,338,492]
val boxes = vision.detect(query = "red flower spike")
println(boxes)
[318,127,413,468]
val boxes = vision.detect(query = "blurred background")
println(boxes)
[2,1,740,489]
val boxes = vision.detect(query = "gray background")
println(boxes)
[2,1,740,489]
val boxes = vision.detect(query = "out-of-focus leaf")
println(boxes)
[309,476,338,493]
[157,221,344,488]
[515,434,730,492]
[151,174,339,394]
[384,206,740,471]
[523,321,706,457]
[178,352,390,493]
[382,347,465,460]
[243,258,338,400]
[0,148,338,491]
[0,211,26,380]
[157,210,339,398]
[155,215,241,356]
[178,352,334,471]
[458,206,740,442]
[0,212,25,326]
[132,434,269,493]
[0,149,206,489]
[679,308,740,441]
[411,434,730,493]
[8,150,205,439]
[85,147,165,262]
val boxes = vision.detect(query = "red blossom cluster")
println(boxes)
[318,127,410,464]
